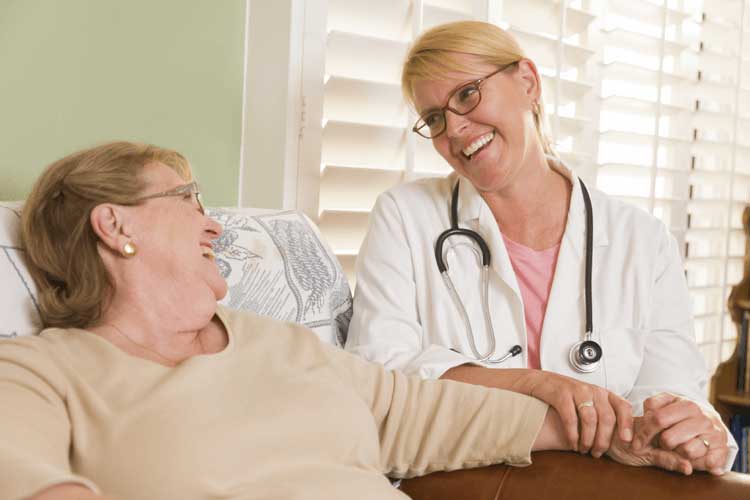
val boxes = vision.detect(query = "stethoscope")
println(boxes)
[435,178,603,373]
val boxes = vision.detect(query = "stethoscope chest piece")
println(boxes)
[568,338,603,373]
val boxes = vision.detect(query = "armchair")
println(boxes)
[401,451,750,499]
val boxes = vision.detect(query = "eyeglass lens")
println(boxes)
[416,82,481,138]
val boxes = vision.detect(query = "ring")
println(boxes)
[577,400,595,411]
[702,438,710,449]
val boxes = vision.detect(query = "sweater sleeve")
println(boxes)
[0,339,100,499]
[324,343,548,478]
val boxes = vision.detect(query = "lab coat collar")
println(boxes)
[452,171,483,225]
[451,156,610,259]
[447,170,521,300]
[555,158,610,257]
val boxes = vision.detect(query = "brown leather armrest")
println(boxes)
[400,451,750,500]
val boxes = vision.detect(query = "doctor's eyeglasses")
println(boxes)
[134,181,206,215]
[412,62,518,139]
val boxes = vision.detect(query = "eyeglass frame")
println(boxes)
[411,61,519,139]
[133,181,206,215]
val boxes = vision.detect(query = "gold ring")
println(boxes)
[577,400,595,411]
[702,438,710,449]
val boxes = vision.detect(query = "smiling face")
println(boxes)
[412,56,544,194]
[127,162,228,303]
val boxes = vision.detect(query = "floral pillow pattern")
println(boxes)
[210,209,352,347]
[0,203,42,338]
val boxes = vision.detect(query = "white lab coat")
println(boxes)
[346,160,737,469]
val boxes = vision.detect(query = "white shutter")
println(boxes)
[299,0,750,376]
[690,0,748,374]
[593,0,750,374]
[315,0,480,281]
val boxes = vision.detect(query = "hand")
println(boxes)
[607,416,694,475]
[632,393,729,475]
[521,371,633,457]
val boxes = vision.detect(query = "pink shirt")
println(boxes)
[502,235,561,370]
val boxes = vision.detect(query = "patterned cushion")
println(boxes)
[0,203,351,346]
[0,203,42,339]
[210,208,351,346]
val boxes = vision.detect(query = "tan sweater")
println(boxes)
[0,306,547,500]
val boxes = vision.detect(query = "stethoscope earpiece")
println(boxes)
[491,344,523,363]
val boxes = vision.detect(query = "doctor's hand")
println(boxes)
[606,416,694,475]
[522,370,633,458]
[632,393,729,475]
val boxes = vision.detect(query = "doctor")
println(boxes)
[345,21,736,473]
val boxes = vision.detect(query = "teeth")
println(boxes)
[462,132,494,158]
[202,248,216,260]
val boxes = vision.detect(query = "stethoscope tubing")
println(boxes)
[435,177,599,370]
[581,177,594,337]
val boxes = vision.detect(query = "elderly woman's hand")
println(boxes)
[631,393,729,475]
[606,416,694,474]
[522,370,633,457]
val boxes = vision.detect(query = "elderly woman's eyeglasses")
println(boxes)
[134,181,206,215]
[412,62,518,139]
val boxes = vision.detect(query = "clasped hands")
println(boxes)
[524,372,729,475]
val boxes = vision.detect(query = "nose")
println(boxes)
[204,214,223,239]
[444,109,470,137]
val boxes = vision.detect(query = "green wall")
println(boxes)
[0,0,245,206]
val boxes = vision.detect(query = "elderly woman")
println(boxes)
[345,21,736,473]
[0,142,687,500]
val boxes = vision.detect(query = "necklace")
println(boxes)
[106,323,203,366]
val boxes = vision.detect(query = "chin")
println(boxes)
[457,165,501,191]
[214,283,228,301]
[211,276,229,301]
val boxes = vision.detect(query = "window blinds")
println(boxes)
[302,0,750,376]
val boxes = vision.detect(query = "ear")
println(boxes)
[90,204,133,255]
[514,59,542,105]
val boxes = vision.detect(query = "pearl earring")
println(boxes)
[122,242,137,258]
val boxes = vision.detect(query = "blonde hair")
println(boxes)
[21,141,192,329]
[402,20,556,157]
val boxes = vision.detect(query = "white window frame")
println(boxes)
[238,0,311,211]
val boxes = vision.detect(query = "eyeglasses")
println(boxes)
[134,181,206,215]
[412,62,518,139]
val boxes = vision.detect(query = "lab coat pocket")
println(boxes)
[601,327,647,397]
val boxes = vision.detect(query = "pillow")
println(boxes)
[210,208,352,347]
[0,202,42,338]
[0,203,351,347]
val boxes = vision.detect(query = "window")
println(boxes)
[298,0,750,377]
